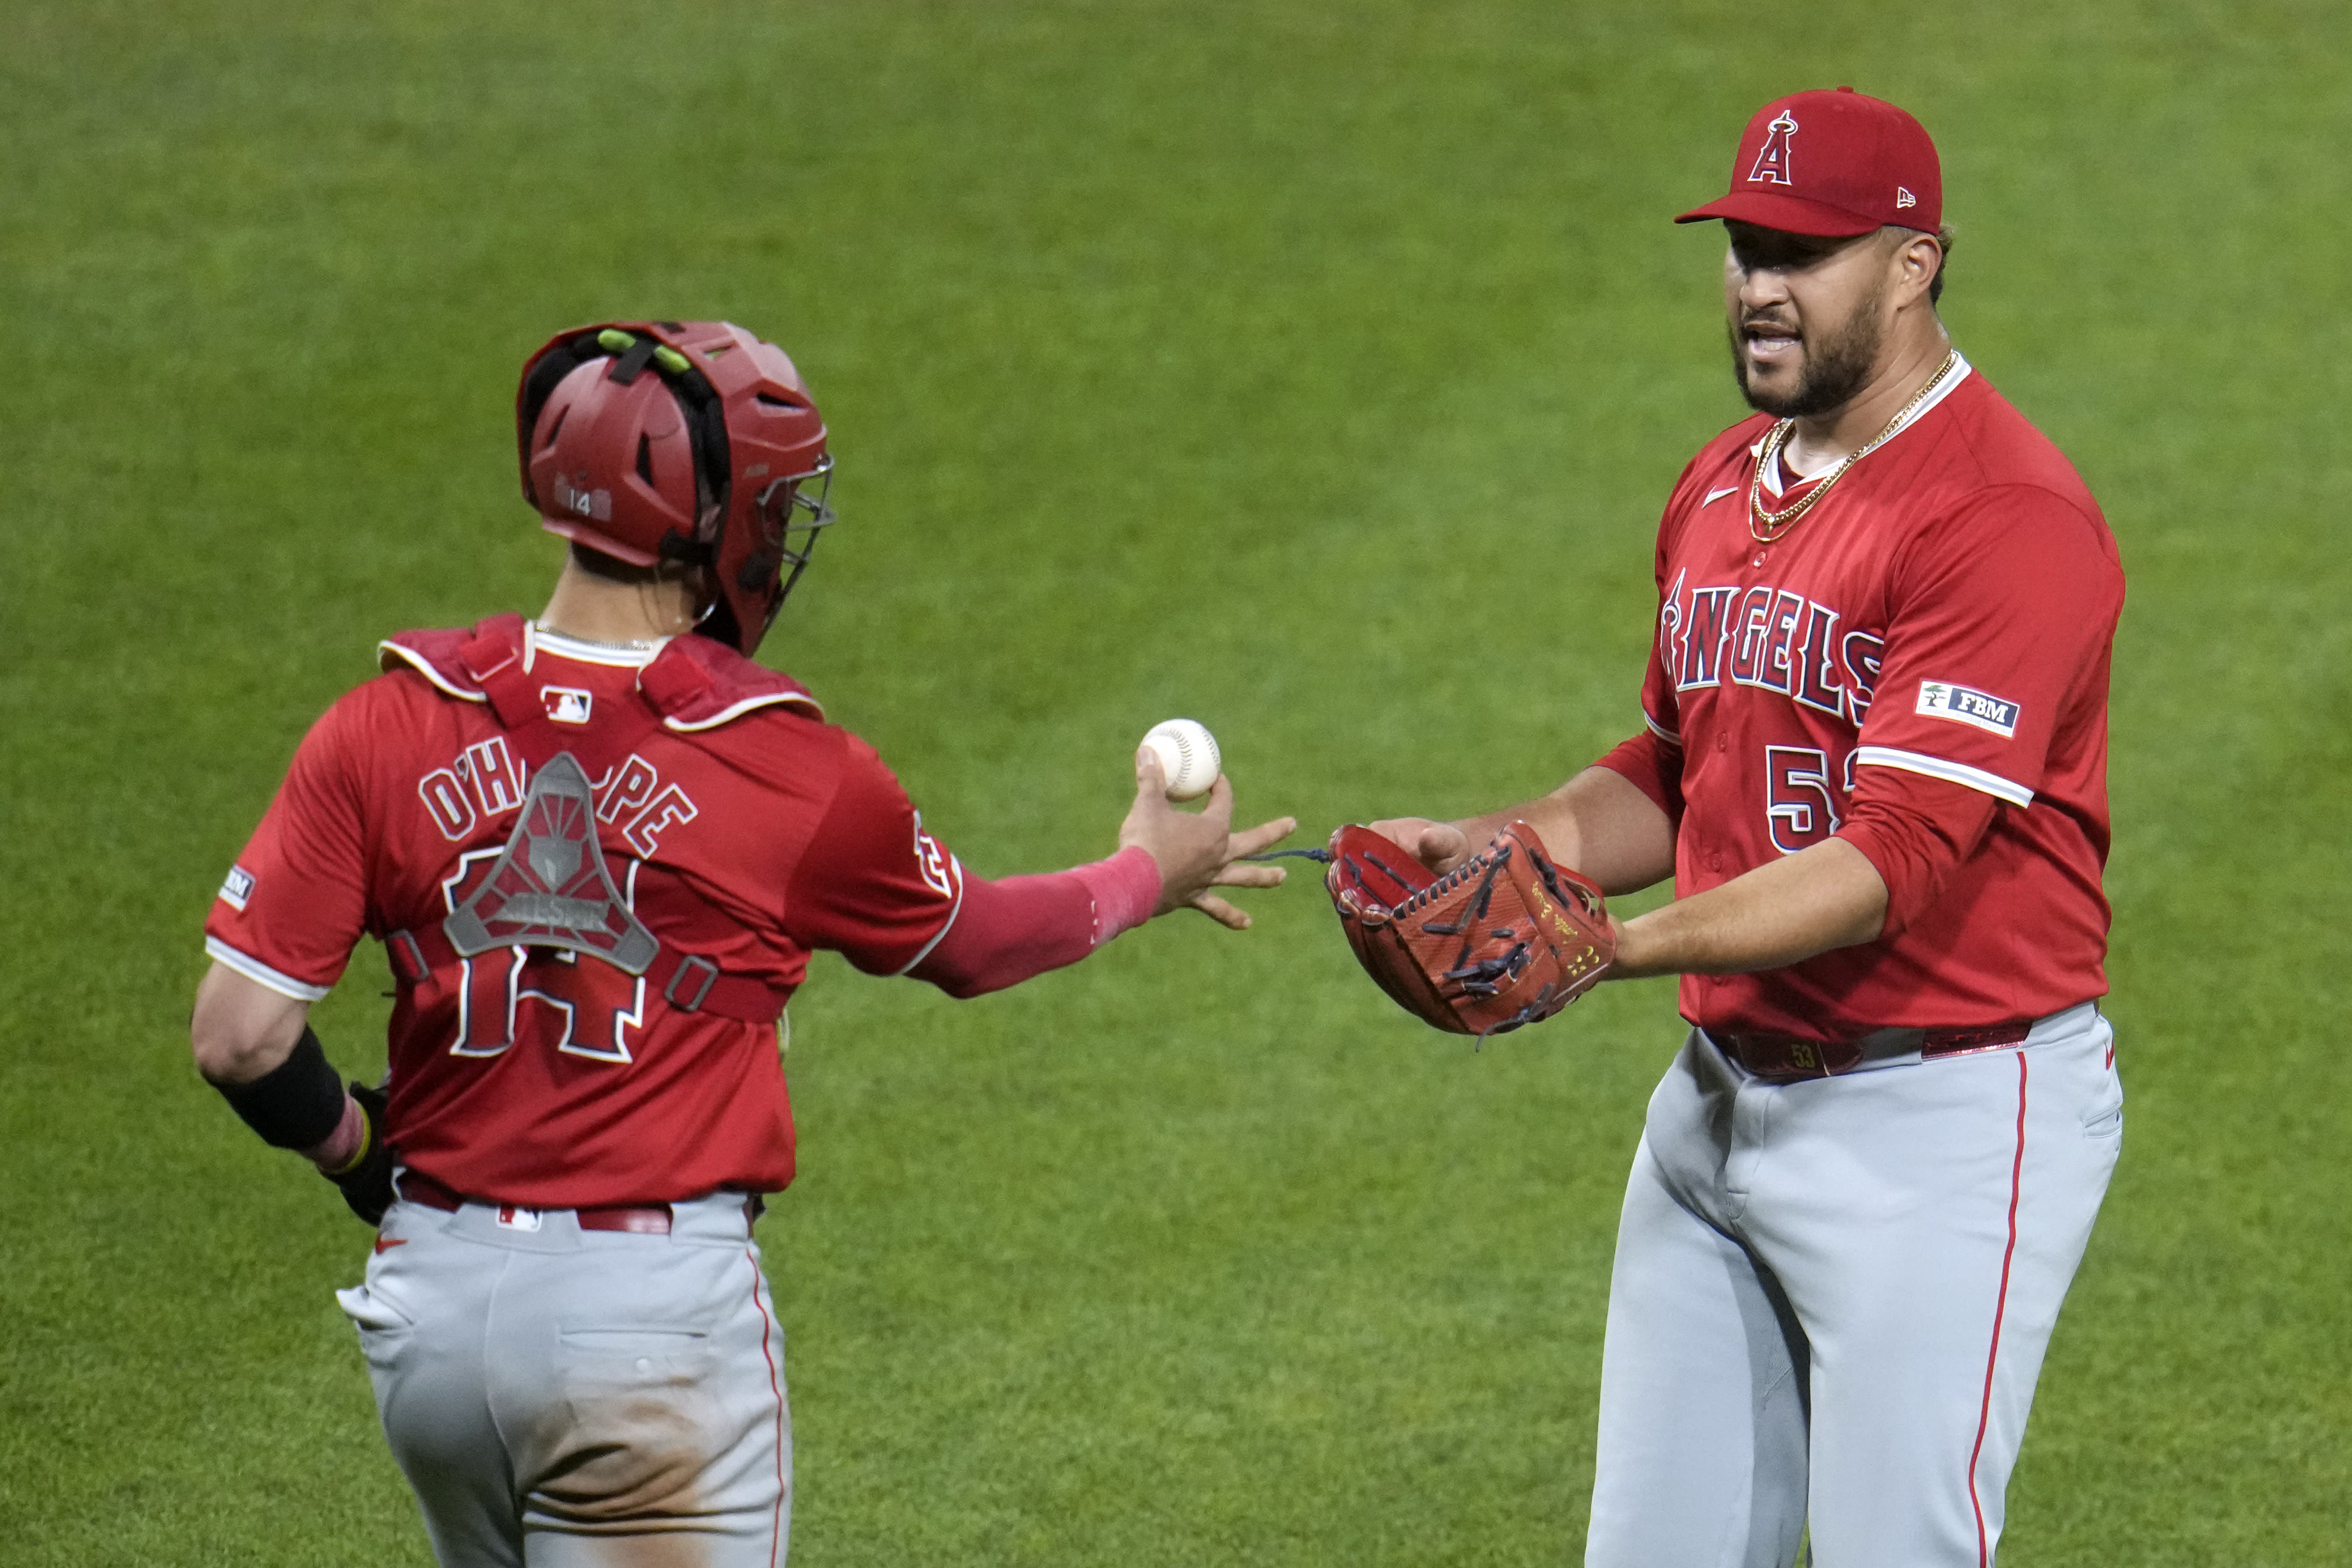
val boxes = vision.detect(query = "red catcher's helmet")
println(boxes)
[516,320,834,656]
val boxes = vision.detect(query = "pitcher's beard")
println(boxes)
[1731,289,1886,418]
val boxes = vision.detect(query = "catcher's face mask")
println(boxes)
[727,453,836,653]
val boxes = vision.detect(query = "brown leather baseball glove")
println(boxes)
[1326,820,1615,1038]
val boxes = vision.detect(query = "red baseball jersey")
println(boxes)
[1597,357,2124,1038]
[204,619,965,1207]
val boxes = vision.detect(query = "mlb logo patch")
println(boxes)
[219,865,256,911]
[1916,681,2021,738]
[495,1206,543,1232]
[542,686,594,725]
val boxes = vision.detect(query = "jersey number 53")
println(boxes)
[1764,744,1855,855]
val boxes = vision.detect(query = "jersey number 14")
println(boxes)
[439,848,645,1064]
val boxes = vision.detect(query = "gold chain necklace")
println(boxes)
[1748,350,1960,544]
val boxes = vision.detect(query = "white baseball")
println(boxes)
[1142,718,1221,802]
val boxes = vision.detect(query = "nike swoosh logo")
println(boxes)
[1703,485,1741,506]
[374,1237,408,1254]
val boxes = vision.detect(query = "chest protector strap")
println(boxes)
[382,625,789,1024]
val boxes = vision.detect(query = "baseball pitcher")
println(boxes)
[1353,91,2125,1566]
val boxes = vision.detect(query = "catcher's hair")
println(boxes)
[570,540,700,589]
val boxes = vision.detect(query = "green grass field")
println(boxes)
[4,2,2348,1562]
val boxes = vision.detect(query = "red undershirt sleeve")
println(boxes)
[1833,764,2002,936]
[909,846,1161,999]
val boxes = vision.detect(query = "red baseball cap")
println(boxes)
[1675,87,1941,237]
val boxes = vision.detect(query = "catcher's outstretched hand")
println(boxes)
[1121,748,1297,929]
[1357,817,1472,876]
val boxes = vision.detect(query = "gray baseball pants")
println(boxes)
[1585,1003,2121,1567]
[338,1188,790,1566]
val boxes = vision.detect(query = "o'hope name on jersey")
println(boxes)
[394,735,705,1065]
[415,734,698,858]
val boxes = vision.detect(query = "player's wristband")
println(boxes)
[308,1092,372,1174]
[1074,845,1162,944]
[211,1025,349,1151]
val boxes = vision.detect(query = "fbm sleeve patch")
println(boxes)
[1915,681,2020,739]
[218,865,257,911]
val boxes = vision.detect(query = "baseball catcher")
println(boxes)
[190,318,1294,1566]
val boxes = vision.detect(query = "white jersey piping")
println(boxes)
[665,691,825,730]
[377,641,487,702]
[204,936,333,1002]
[379,628,824,723]
[530,623,669,668]
[889,859,966,977]
[1853,743,2033,808]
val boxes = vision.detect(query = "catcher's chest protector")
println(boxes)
[444,752,660,973]
[376,615,821,1022]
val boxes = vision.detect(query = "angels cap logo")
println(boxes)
[1748,110,1798,186]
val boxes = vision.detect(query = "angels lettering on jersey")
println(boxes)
[1657,567,1882,728]
[1653,567,1886,857]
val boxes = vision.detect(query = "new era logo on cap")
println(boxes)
[1677,87,1941,238]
